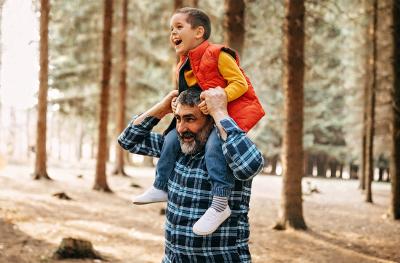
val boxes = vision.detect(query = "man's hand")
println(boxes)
[199,87,228,119]
[133,90,178,125]
[171,97,178,113]
[200,87,229,140]
[159,90,179,115]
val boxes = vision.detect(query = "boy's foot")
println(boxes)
[192,206,231,236]
[132,186,168,205]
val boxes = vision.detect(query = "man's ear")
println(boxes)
[195,26,205,40]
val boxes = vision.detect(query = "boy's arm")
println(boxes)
[218,51,248,102]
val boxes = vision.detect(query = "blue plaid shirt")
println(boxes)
[118,116,264,263]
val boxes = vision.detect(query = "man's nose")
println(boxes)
[176,122,186,134]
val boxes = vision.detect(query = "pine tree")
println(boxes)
[391,0,400,219]
[113,0,128,176]
[33,0,51,180]
[365,0,378,203]
[223,0,245,56]
[93,0,113,192]
[274,0,307,230]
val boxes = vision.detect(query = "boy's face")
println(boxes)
[170,13,204,56]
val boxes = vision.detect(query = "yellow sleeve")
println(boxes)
[218,51,248,102]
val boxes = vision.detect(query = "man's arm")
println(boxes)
[133,90,178,124]
[200,88,264,181]
[118,90,178,157]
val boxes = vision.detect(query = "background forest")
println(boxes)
[0,0,399,262]
[0,0,394,176]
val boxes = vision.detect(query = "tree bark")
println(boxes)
[94,0,113,192]
[365,0,378,203]
[143,156,155,167]
[191,0,199,7]
[391,0,400,219]
[274,0,307,230]
[174,0,184,10]
[223,0,245,56]
[0,0,5,147]
[270,155,278,175]
[113,0,128,176]
[33,0,51,180]
[316,154,327,177]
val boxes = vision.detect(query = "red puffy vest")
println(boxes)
[177,41,265,132]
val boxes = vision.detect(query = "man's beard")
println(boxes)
[178,122,213,155]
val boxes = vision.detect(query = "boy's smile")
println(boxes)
[170,13,204,56]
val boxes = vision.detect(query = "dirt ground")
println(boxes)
[0,162,399,263]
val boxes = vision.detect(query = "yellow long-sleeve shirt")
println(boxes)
[183,51,248,102]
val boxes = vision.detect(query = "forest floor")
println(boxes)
[0,161,399,263]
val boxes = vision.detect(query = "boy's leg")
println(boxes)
[133,129,180,205]
[205,128,234,199]
[154,129,180,191]
[193,128,234,235]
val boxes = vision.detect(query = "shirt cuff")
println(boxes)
[131,114,160,129]
[220,117,245,135]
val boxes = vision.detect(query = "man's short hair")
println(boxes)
[174,7,211,40]
[176,86,203,107]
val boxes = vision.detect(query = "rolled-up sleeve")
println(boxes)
[118,115,164,158]
[220,118,264,181]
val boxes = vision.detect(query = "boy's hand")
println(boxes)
[198,100,209,115]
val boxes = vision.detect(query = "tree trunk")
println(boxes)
[316,154,327,177]
[33,0,51,180]
[274,0,307,230]
[93,0,113,192]
[77,120,84,161]
[113,0,128,176]
[223,0,245,56]
[391,0,400,219]
[360,0,374,191]
[330,160,337,178]
[174,0,184,10]
[191,0,199,7]
[365,0,378,203]
[143,156,155,167]
[0,0,5,153]
[270,155,278,175]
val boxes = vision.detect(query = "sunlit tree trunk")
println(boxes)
[274,0,307,230]
[33,0,51,180]
[360,0,375,190]
[391,0,400,220]
[365,0,378,203]
[191,0,199,7]
[143,156,154,167]
[94,0,113,192]
[113,0,128,176]
[174,0,184,10]
[223,0,245,56]
[76,119,84,161]
[0,0,5,142]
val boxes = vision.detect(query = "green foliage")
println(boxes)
[47,0,375,165]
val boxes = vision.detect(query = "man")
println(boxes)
[118,87,264,262]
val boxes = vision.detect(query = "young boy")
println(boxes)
[132,7,265,236]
